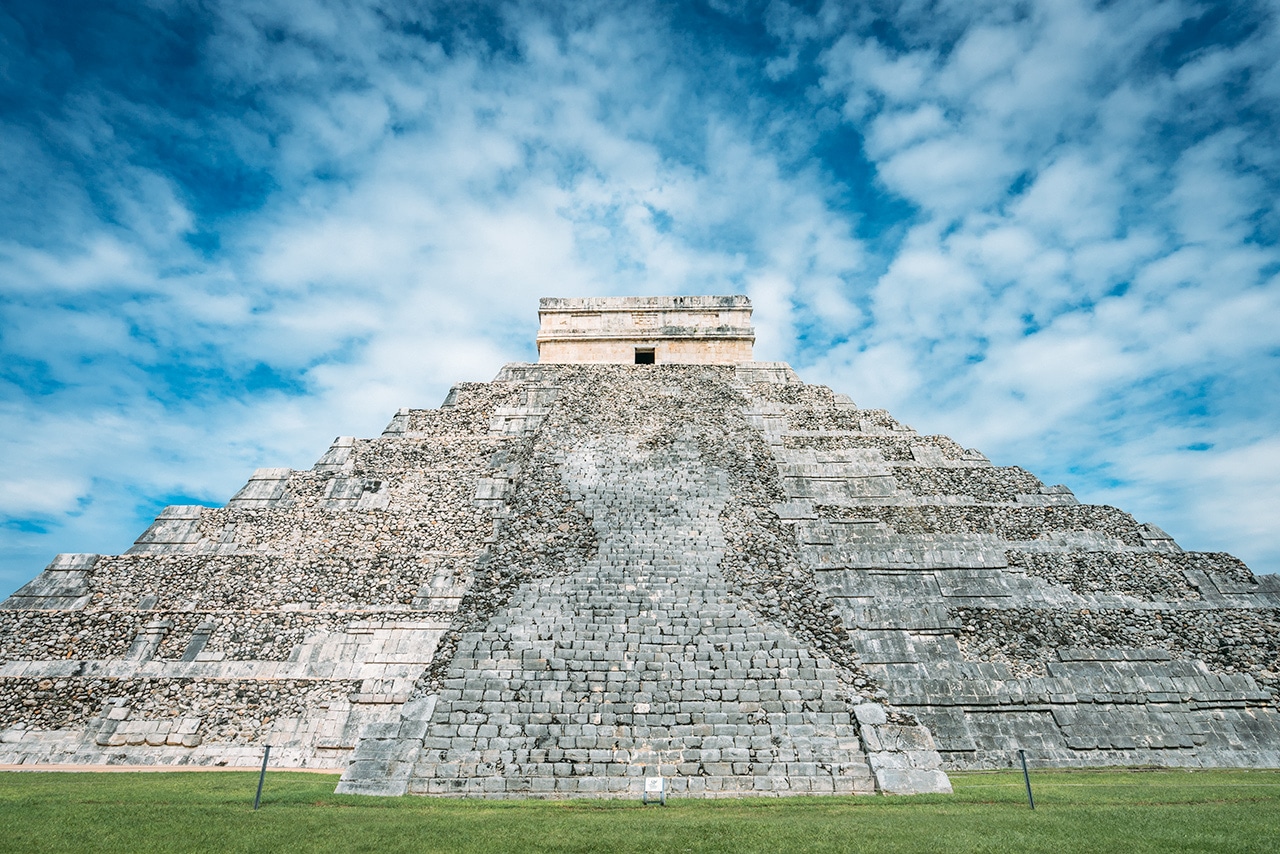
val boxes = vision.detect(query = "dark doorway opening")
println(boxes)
[635,348,655,364]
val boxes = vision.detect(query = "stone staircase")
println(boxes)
[340,369,947,797]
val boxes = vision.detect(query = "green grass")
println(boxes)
[2,768,1278,853]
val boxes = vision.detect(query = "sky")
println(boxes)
[1,0,1278,599]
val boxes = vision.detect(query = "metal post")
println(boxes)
[1018,749,1034,810]
[253,745,270,810]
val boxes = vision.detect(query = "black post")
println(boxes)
[1018,749,1035,810]
[253,745,271,810]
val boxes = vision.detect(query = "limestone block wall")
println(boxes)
[537,337,754,365]
[536,295,755,364]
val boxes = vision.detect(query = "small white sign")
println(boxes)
[644,777,664,794]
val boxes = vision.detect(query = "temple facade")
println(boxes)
[536,295,754,364]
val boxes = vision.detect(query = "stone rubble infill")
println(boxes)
[80,553,459,611]
[0,608,456,665]
[785,408,910,433]
[888,465,1047,502]
[818,503,1146,546]
[0,677,361,745]
[189,504,492,557]
[782,434,968,460]
[741,382,840,408]
[954,606,1280,706]
[0,611,149,661]
[1007,550,1255,602]
[348,436,505,480]
[403,385,525,436]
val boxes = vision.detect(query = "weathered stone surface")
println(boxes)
[3,301,1277,790]
[339,365,899,797]
[536,296,755,364]
[741,371,1280,771]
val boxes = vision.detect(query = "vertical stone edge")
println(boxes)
[854,703,952,794]
[335,695,437,796]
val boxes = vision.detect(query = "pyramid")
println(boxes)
[2,296,1278,799]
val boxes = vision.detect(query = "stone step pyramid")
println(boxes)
[3,296,1278,798]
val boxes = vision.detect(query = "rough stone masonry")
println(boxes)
[2,295,1278,798]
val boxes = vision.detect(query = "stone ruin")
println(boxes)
[2,295,1278,798]
[536,295,755,365]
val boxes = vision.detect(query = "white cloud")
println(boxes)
[864,104,949,155]
[1,237,149,292]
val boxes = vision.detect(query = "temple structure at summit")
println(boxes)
[535,295,755,364]
[2,295,1278,798]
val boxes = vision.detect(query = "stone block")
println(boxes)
[875,769,953,795]
[854,704,888,725]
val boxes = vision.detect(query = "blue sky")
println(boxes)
[2,0,1278,598]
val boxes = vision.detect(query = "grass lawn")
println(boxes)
[2,768,1278,853]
